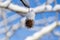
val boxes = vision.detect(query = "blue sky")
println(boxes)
[0,0,60,40]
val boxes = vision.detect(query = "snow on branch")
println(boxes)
[0,14,20,27]
[58,21,60,26]
[8,4,60,13]
[25,21,58,40]
[53,4,60,11]
[46,0,54,4]
[8,4,29,13]
[33,4,60,13]
[0,0,60,14]
[6,22,21,38]
[0,0,12,8]
[53,30,60,37]
[0,0,29,13]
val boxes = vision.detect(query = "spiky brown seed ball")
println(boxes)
[25,19,34,28]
